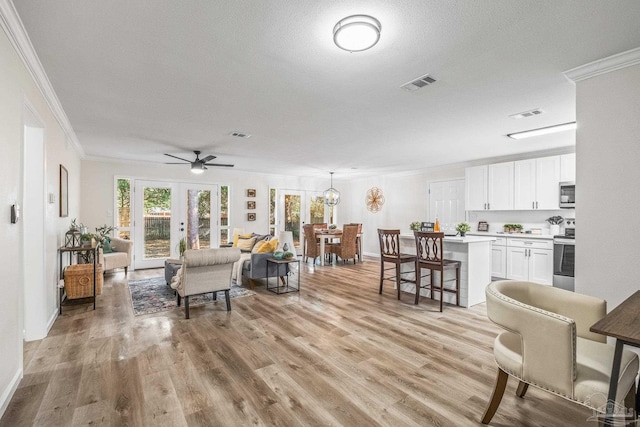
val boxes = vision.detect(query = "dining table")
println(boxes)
[590,290,640,426]
[314,229,362,266]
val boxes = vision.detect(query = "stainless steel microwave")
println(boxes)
[559,181,575,208]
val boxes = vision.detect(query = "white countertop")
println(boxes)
[467,232,554,240]
[399,234,496,243]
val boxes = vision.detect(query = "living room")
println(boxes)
[2,1,640,425]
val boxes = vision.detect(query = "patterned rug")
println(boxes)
[128,277,255,316]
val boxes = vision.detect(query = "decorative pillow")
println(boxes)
[102,238,113,254]
[233,233,252,247]
[251,240,267,253]
[252,233,270,242]
[257,238,278,253]
[236,237,257,251]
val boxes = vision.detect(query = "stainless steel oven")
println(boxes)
[553,218,575,291]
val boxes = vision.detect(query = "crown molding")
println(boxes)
[564,47,640,83]
[0,0,84,156]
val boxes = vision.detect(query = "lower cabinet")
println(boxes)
[491,237,507,279]
[505,238,553,285]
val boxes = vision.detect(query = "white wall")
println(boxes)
[575,63,640,309]
[0,23,81,416]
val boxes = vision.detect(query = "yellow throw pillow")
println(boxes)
[236,237,257,251]
[257,238,278,253]
[233,233,252,247]
[251,240,267,253]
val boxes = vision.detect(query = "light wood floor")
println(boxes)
[1,257,593,426]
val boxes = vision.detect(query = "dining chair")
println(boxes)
[377,229,416,299]
[413,231,460,311]
[347,223,363,261]
[328,224,358,264]
[302,224,325,263]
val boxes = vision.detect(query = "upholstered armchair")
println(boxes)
[482,280,639,424]
[171,247,241,318]
[99,236,133,274]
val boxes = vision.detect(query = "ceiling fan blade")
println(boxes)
[200,155,216,163]
[165,162,189,164]
[204,163,234,168]
[164,153,191,162]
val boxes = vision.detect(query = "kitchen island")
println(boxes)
[399,234,496,308]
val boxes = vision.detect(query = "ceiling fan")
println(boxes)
[164,150,234,174]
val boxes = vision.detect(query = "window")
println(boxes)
[220,185,229,244]
[269,187,276,236]
[116,178,131,239]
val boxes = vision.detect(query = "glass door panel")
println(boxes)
[134,180,176,269]
[183,185,216,250]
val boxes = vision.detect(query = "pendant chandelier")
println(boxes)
[323,172,341,206]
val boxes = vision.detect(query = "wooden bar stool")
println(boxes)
[377,229,416,300]
[413,231,461,311]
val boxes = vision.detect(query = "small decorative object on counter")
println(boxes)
[546,216,564,236]
[503,224,523,233]
[434,217,440,232]
[328,224,337,230]
[456,222,471,237]
[477,221,489,232]
[273,251,284,260]
[421,222,434,232]
[283,251,295,260]
[409,221,421,231]
[65,218,82,247]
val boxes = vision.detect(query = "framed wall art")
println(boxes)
[247,213,256,221]
[246,188,256,197]
[247,201,256,209]
[59,165,68,217]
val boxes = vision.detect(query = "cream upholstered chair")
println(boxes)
[482,280,639,424]
[99,236,133,274]
[171,247,241,319]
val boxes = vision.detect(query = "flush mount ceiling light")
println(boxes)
[333,15,381,52]
[507,122,577,140]
[323,172,341,206]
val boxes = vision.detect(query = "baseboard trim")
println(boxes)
[0,368,22,420]
[46,307,58,335]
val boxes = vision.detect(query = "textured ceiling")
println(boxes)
[13,0,640,177]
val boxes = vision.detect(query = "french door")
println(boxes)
[276,190,327,251]
[134,180,218,269]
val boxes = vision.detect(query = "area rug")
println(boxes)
[128,277,255,316]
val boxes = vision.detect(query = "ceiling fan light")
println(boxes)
[333,15,381,52]
[191,163,205,174]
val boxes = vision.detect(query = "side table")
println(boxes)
[266,258,300,294]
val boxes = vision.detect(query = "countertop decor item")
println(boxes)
[546,216,564,225]
[409,221,421,231]
[456,222,471,236]
[365,187,385,212]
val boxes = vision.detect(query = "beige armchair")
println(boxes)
[171,247,241,319]
[99,236,133,274]
[482,280,639,424]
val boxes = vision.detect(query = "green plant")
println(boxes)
[94,224,116,244]
[409,221,421,231]
[328,224,337,230]
[456,222,471,233]
[178,237,187,257]
[69,218,79,230]
[283,251,294,259]
[546,216,564,225]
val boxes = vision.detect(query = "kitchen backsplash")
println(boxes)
[467,209,576,235]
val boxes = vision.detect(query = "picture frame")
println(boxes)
[246,188,256,197]
[247,201,256,209]
[247,213,256,221]
[478,221,489,232]
[59,165,68,217]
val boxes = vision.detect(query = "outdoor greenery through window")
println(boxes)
[269,188,276,236]
[220,185,229,244]
[116,178,131,239]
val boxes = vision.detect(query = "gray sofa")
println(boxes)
[241,252,289,289]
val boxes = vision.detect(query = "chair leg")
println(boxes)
[455,266,460,306]
[177,293,181,306]
[516,381,529,398]
[185,296,190,319]
[396,263,402,300]
[124,266,128,275]
[482,368,509,424]
[213,292,217,301]
[430,270,435,300]
[249,279,256,290]
[379,260,384,294]
[439,271,444,312]
[415,264,421,305]
[225,290,231,311]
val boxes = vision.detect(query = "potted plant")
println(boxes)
[409,221,421,231]
[456,222,471,237]
[80,233,93,247]
[546,216,564,235]
[513,224,523,233]
[94,224,116,245]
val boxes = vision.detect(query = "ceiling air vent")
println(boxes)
[509,108,543,119]
[401,73,436,91]
[230,131,251,138]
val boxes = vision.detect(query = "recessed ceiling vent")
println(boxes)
[509,108,543,119]
[401,73,436,91]
[230,131,251,138]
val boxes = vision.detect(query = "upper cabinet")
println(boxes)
[560,153,576,182]
[514,156,560,210]
[465,162,513,210]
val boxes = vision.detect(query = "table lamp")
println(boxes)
[278,231,296,255]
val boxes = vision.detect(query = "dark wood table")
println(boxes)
[590,290,640,426]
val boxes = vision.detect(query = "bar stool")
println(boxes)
[377,229,416,300]
[414,231,461,311]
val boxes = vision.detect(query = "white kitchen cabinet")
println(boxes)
[506,238,553,285]
[514,156,560,210]
[491,237,507,279]
[465,162,513,210]
[560,153,576,182]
